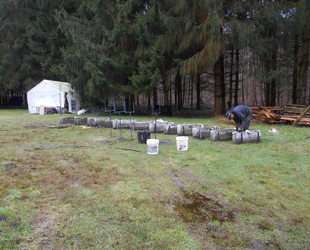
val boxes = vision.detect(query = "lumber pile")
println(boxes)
[252,105,310,126]
[283,104,310,118]
[252,106,283,123]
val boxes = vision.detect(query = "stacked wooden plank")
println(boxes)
[281,105,310,126]
[252,105,310,126]
[283,104,310,118]
[252,106,283,124]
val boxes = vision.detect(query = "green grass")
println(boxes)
[0,109,309,249]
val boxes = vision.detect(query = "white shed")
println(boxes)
[27,79,79,114]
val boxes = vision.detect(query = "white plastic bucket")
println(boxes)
[176,136,189,151]
[146,139,159,155]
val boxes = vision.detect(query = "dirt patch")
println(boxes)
[174,188,235,223]
[167,170,239,248]
[47,125,71,129]
[9,219,21,228]
[2,162,29,175]
[84,167,123,186]
[168,170,235,224]
[114,147,142,153]
[3,163,17,172]
[12,154,50,173]
[23,122,57,129]
[92,136,111,142]
[0,215,8,221]
[24,144,95,151]
[167,169,224,200]
[30,211,60,248]
[92,136,118,142]
[18,195,29,201]
[248,239,268,249]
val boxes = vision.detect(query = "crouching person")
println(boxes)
[225,105,252,132]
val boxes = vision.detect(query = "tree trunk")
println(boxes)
[196,73,201,110]
[296,33,310,105]
[190,75,194,108]
[169,77,172,107]
[264,61,271,106]
[270,48,277,106]
[174,74,178,108]
[229,46,234,108]
[136,95,139,106]
[175,67,182,110]
[241,73,245,104]
[163,74,169,105]
[182,75,186,106]
[220,53,226,111]
[293,35,299,104]
[147,94,151,111]
[253,78,258,105]
[153,86,157,106]
[125,96,130,111]
[214,53,225,115]
[234,49,239,106]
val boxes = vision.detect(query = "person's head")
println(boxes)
[225,111,234,120]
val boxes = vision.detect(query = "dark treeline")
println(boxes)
[0,0,309,114]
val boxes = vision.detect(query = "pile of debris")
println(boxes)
[252,104,310,126]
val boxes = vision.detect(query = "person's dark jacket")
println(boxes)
[226,105,252,131]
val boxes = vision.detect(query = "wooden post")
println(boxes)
[293,105,310,126]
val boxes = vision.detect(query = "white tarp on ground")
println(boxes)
[27,79,79,114]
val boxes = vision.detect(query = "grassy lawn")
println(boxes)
[0,109,309,249]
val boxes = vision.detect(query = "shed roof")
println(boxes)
[43,79,73,92]
[28,79,73,93]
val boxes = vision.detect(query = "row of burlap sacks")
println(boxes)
[60,116,261,144]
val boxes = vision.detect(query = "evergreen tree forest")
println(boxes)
[0,0,309,114]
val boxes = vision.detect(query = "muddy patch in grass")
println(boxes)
[174,188,235,223]
[168,169,241,248]
[29,211,60,248]
[23,122,58,129]
[24,144,95,151]
[84,167,123,186]
[0,215,8,221]
[92,136,113,142]
[1,162,30,175]
[2,163,17,172]
[168,169,236,223]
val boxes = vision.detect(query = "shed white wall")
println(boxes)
[27,81,66,114]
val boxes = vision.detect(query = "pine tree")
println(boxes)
[0,0,31,95]
[55,0,115,105]
[292,0,310,104]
